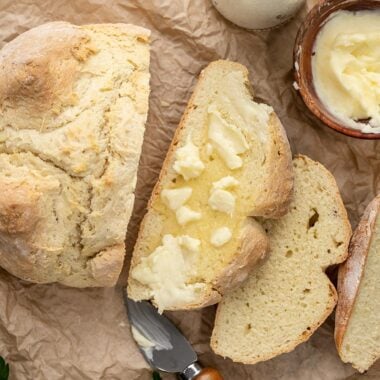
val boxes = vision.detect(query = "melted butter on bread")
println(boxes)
[128,61,293,311]
[131,234,205,312]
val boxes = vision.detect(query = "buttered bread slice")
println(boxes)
[128,60,293,311]
[335,195,380,373]
[211,156,351,364]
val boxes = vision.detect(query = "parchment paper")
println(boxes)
[0,1,379,379]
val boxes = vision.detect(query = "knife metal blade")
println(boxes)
[124,294,201,379]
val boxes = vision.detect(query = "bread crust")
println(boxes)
[212,218,269,294]
[251,113,294,218]
[128,60,293,310]
[335,195,380,353]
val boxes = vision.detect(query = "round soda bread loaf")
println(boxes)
[128,60,294,312]
[0,22,150,286]
[211,155,351,364]
[335,195,380,373]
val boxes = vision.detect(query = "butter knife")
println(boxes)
[124,294,223,380]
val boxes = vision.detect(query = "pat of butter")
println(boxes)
[131,326,173,361]
[208,104,249,169]
[173,136,205,180]
[208,176,239,214]
[131,327,155,349]
[312,10,380,133]
[161,187,192,210]
[131,234,204,312]
[212,176,239,190]
[208,190,235,214]
[176,206,202,226]
[210,227,232,247]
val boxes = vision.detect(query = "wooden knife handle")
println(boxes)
[194,367,224,380]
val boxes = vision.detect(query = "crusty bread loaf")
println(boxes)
[211,155,351,364]
[128,60,293,312]
[335,195,380,373]
[0,22,150,287]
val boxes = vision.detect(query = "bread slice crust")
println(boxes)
[335,195,380,372]
[128,60,293,311]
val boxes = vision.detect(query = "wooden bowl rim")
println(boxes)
[294,0,380,140]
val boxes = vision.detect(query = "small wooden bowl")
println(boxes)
[294,0,380,139]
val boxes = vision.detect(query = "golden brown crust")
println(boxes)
[335,195,380,351]
[0,183,40,235]
[252,113,294,218]
[0,183,42,282]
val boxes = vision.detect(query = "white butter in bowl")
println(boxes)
[312,10,380,134]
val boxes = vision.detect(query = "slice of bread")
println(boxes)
[335,195,380,373]
[211,155,351,364]
[128,60,293,312]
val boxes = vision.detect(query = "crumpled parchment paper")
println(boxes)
[0,0,379,379]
